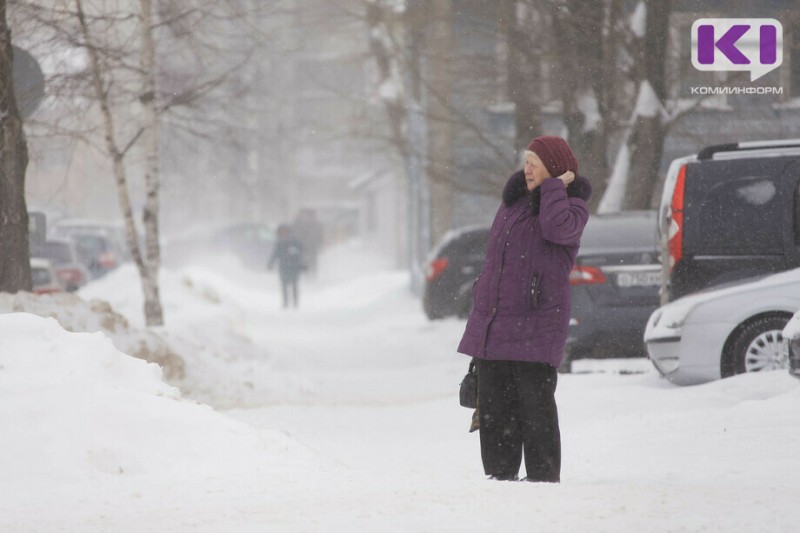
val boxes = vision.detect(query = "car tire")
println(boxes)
[723,314,790,377]
[422,289,445,320]
[423,304,445,321]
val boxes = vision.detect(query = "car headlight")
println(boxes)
[661,314,687,329]
[658,306,692,329]
[651,309,663,327]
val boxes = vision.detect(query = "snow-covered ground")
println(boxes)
[1,241,799,532]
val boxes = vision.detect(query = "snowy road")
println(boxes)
[3,243,800,532]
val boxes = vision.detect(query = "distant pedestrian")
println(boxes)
[457,136,592,482]
[268,224,305,308]
[292,209,323,276]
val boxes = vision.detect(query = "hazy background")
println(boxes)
[12,0,800,281]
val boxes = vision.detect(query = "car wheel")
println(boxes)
[423,304,445,320]
[723,314,790,377]
[422,288,445,320]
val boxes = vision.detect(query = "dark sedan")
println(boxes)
[31,238,92,292]
[422,226,489,319]
[564,210,660,370]
[423,212,660,371]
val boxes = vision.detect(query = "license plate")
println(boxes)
[616,271,661,288]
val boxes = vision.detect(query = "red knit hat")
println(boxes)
[527,136,578,177]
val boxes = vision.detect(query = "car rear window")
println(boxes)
[31,267,52,286]
[581,213,657,249]
[73,234,111,262]
[436,229,488,258]
[43,242,72,265]
[686,173,783,255]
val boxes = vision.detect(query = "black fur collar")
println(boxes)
[502,170,593,213]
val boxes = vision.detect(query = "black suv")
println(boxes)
[422,226,489,319]
[659,140,800,303]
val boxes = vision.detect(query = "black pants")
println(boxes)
[476,359,561,482]
[280,277,299,308]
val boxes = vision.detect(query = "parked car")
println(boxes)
[51,218,129,251]
[64,232,124,279]
[658,139,800,303]
[782,311,800,380]
[563,211,661,369]
[30,258,64,295]
[31,238,91,292]
[51,219,131,276]
[422,226,489,319]
[644,268,799,386]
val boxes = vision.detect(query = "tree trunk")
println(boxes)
[625,114,666,209]
[139,0,164,326]
[623,0,671,210]
[0,0,31,293]
[550,0,613,212]
[365,1,409,161]
[504,0,542,155]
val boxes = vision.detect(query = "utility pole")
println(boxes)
[426,0,453,247]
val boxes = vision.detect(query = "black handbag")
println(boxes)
[459,359,478,408]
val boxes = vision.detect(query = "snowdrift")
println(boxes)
[0,291,184,379]
[0,313,307,485]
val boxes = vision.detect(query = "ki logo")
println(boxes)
[691,18,783,81]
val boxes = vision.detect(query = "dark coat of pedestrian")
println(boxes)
[292,210,323,275]
[457,135,592,483]
[269,224,305,308]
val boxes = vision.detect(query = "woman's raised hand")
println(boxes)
[558,171,575,186]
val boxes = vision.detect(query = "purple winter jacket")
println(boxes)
[457,170,592,367]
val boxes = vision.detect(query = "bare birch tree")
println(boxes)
[137,0,162,324]
[11,0,268,325]
[74,0,165,325]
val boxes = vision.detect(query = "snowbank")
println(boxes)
[0,311,324,533]
[0,291,184,379]
[0,313,300,482]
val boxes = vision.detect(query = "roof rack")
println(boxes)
[697,139,800,160]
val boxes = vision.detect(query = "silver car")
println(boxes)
[644,268,799,385]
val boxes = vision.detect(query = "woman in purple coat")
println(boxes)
[457,136,592,482]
